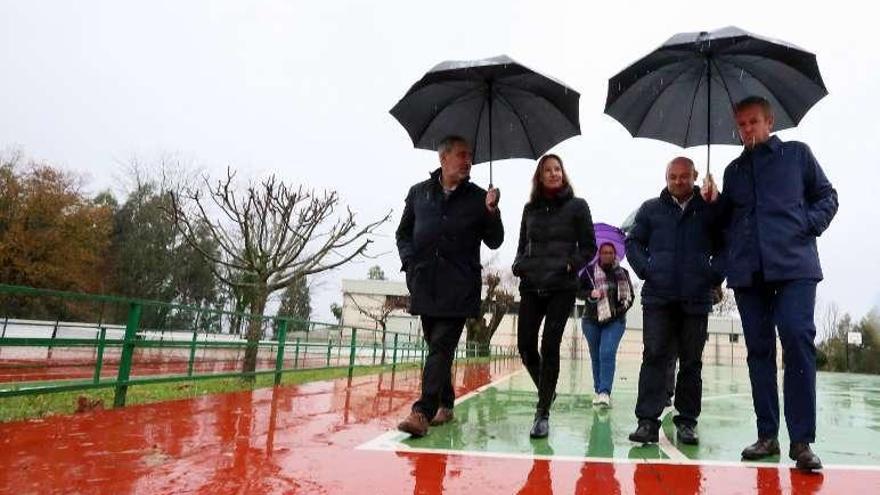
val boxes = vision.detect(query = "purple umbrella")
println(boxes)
[591,223,626,264]
[579,223,626,283]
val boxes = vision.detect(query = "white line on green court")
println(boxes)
[355,368,524,452]
[359,438,880,472]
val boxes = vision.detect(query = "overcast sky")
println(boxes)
[2,0,878,322]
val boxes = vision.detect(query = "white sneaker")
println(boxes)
[597,392,611,407]
[592,393,603,405]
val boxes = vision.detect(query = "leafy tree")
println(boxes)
[330,302,343,323]
[0,153,113,318]
[276,275,311,335]
[368,265,386,280]
[109,173,221,329]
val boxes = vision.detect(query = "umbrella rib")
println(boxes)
[493,89,539,157]
[682,61,712,148]
[472,91,488,159]
[633,61,703,146]
[708,57,742,144]
[716,56,798,125]
[494,80,579,127]
[412,83,487,145]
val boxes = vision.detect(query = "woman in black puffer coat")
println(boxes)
[512,154,596,438]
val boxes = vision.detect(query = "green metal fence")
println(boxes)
[0,284,517,407]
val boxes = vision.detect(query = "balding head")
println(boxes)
[666,156,698,202]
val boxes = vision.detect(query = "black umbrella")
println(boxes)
[605,26,828,173]
[390,55,580,185]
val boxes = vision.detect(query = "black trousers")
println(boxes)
[517,290,576,413]
[635,303,708,428]
[412,316,466,419]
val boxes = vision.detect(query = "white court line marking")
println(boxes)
[658,419,688,462]
[452,368,524,405]
[357,369,880,473]
[358,441,880,472]
[356,368,524,452]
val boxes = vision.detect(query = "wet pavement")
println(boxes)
[0,358,877,494]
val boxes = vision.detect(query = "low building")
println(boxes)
[341,278,779,367]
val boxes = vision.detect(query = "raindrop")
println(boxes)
[739,69,744,80]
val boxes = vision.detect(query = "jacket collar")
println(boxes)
[660,186,703,210]
[532,184,574,207]
[429,168,471,192]
[739,134,782,159]
[431,167,471,190]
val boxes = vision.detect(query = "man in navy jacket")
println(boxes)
[625,156,723,446]
[395,135,503,437]
[706,96,838,471]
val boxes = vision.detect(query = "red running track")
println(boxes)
[0,358,872,494]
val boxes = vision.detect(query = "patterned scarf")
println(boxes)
[593,261,633,323]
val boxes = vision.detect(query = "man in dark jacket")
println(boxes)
[705,96,838,471]
[626,156,723,446]
[395,135,503,437]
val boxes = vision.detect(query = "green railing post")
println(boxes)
[187,329,199,377]
[392,333,399,369]
[93,327,107,384]
[348,327,357,378]
[274,320,288,386]
[294,337,300,368]
[113,302,142,408]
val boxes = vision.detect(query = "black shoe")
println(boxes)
[530,412,549,438]
[675,424,699,445]
[628,421,659,444]
[789,442,823,471]
[741,437,780,460]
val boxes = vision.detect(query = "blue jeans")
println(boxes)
[581,317,626,394]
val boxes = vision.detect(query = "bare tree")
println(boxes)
[819,301,841,343]
[465,270,515,357]
[169,167,390,373]
[346,293,409,364]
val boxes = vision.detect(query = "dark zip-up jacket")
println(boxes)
[396,169,504,317]
[717,136,838,287]
[625,187,723,314]
[512,186,596,293]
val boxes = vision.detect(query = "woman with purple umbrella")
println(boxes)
[579,223,634,408]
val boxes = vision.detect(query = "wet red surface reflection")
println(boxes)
[0,358,874,494]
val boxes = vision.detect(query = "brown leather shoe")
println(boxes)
[397,411,429,437]
[741,437,780,460]
[430,407,455,426]
[789,442,823,471]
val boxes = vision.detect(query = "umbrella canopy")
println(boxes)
[604,26,828,172]
[390,55,581,183]
[590,222,626,266]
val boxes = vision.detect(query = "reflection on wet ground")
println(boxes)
[0,358,877,494]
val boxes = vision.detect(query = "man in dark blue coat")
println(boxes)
[705,96,838,471]
[395,135,503,437]
[626,156,723,446]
